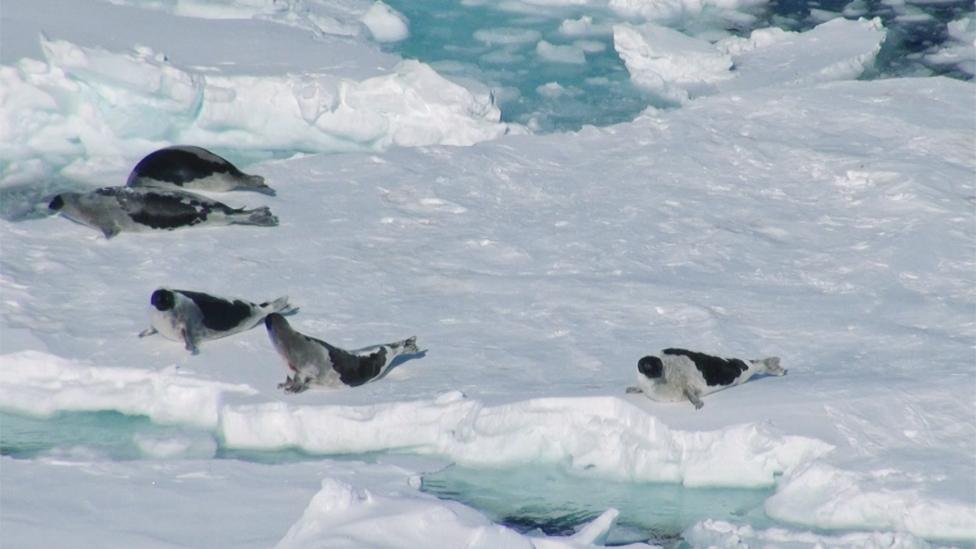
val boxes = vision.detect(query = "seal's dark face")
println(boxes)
[151,289,175,311]
[638,356,664,378]
[48,195,65,211]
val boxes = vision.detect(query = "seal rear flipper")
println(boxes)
[396,336,419,355]
[230,206,278,227]
[261,296,298,316]
[761,357,786,375]
[242,174,276,196]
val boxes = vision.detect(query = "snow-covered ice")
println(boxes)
[1,33,506,195]
[2,0,974,547]
[613,17,887,104]
[0,351,255,428]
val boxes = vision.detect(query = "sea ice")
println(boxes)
[0,351,256,428]
[765,462,976,541]
[612,22,733,105]
[684,519,931,548]
[613,17,887,103]
[0,36,507,188]
[474,28,544,46]
[536,40,588,64]
[360,1,410,43]
[276,477,645,548]
[609,0,769,27]
[1,0,973,545]
[558,16,612,37]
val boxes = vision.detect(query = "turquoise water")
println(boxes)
[383,0,973,131]
[0,411,372,464]
[421,463,773,546]
[2,410,772,545]
[382,0,649,132]
[0,411,214,460]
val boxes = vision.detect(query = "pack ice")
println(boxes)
[1,0,974,547]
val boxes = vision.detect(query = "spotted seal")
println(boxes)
[626,348,786,409]
[127,145,275,195]
[264,313,420,393]
[49,186,277,238]
[139,288,297,354]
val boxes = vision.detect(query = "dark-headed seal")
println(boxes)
[265,313,419,393]
[48,186,277,238]
[626,348,786,409]
[127,145,275,195]
[139,288,297,354]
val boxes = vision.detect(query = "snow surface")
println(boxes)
[2,0,975,547]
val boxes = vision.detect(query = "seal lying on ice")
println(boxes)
[264,313,419,393]
[49,186,277,238]
[139,288,297,354]
[626,348,786,409]
[127,145,275,195]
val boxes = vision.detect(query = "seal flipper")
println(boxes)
[101,224,121,239]
[182,327,200,355]
[280,375,310,393]
[242,175,276,196]
[229,206,278,227]
[138,327,158,338]
[259,296,298,316]
[754,356,786,376]
[684,387,705,410]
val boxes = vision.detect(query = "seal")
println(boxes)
[626,348,786,409]
[127,145,275,195]
[48,186,278,238]
[264,313,420,393]
[139,288,298,354]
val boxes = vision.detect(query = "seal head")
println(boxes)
[151,289,176,311]
[637,355,663,378]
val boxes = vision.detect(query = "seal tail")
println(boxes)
[242,174,276,196]
[229,206,278,227]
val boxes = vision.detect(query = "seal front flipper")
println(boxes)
[279,375,310,393]
[101,224,122,239]
[181,327,200,355]
[684,387,704,410]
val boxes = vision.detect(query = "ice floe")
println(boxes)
[276,477,645,548]
[219,393,833,487]
[613,17,887,104]
[360,1,410,43]
[1,0,974,545]
[0,351,255,428]
[0,35,506,188]
[684,519,931,548]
